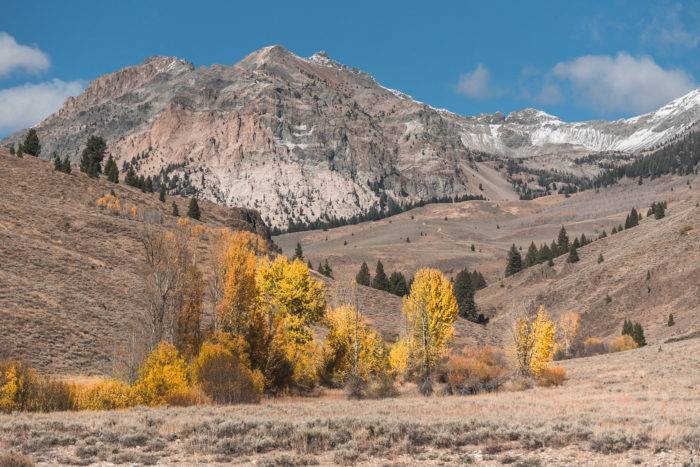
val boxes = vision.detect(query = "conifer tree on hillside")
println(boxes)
[105,155,119,183]
[598,230,607,239]
[16,145,23,158]
[159,184,166,202]
[653,202,666,219]
[144,176,154,193]
[470,270,487,289]
[62,156,71,173]
[556,226,569,256]
[187,198,201,220]
[79,136,107,178]
[53,152,62,171]
[454,268,477,321]
[505,244,523,277]
[632,323,646,347]
[293,242,304,260]
[8,144,15,155]
[567,244,580,263]
[538,243,552,264]
[388,271,408,296]
[137,175,146,191]
[355,261,370,286]
[22,129,41,157]
[597,253,604,263]
[572,237,580,249]
[125,164,138,187]
[667,314,675,326]
[524,241,539,267]
[372,260,389,291]
[322,259,333,278]
[622,318,633,337]
[172,201,179,216]
[580,233,588,246]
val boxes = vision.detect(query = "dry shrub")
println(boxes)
[535,366,566,387]
[95,192,121,213]
[0,361,74,412]
[191,335,263,404]
[25,377,73,412]
[0,452,35,467]
[72,379,135,410]
[582,337,608,356]
[164,386,210,407]
[609,335,638,353]
[443,346,510,395]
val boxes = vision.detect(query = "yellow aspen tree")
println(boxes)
[216,233,260,335]
[511,313,535,376]
[558,311,580,358]
[530,306,557,376]
[401,268,457,391]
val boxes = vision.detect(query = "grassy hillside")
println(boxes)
[0,151,270,375]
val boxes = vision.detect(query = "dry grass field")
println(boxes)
[1,336,697,466]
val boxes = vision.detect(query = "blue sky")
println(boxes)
[1,0,699,135]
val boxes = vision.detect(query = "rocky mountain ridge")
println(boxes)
[3,45,699,228]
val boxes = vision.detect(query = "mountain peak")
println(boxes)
[505,108,562,125]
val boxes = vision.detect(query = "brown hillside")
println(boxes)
[0,151,271,375]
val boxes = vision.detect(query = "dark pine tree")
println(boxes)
[388,271,408,297]
[322,259,333,278]
[372,260,389,291]
[293,242,304,260]
[61,156,71,173]
[632,323,646,347]
[667,314,675,326]
[567,244,580,263]
[159,183,166,202]
[125,164,138,187]
[470,270,487,290]
[22,129,41,157]
[53,152,62,171]
[454,268,477,321]
[538,244,552,264]
[622,318,633,336]
[172,202,179,216]
[144,176,154,193]
[505,244,523,277]
[524,241,539,267]
[79,136,107,177]
[137,175,146,191]
[187,198,201,220]
[356,261,371,286]
[556,226,569,256]
[653,202,666,219]
[105,155,119,183]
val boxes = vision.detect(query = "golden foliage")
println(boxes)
[444,347,510,394]
[609,335,638,353]
[191,334,263,404]
[582,337,608,356]
[95,192,121,212]
[133,342,189,406]
[511,306,557,377]
[389,338,410,381]
[400,268,458,380]
[321,305,393,386]
[530,306,557,376]
[536,366,567,387]
[71,379,134,410]
[0,361,33,412]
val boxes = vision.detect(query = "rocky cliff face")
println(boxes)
[4,46,698,228]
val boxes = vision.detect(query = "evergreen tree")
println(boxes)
[137,175,146,191]
[79,136,107,177]
[322,259,333,278]
[172,202,179,216]
[470,270,487,289]
[53,152,62,171]
[470,244,475,252]
[547,257,554,267]
[22,129,41,157]
[371,260,389,291]
[505,244,523,277]
[62,156,71,173]
[8,144,15,155]
[580,233,588,245]
[622,318,633,336]
[632,323,646,347]
[159,183,166,202]
[598,230,607,239]
[557,226,569,255]
[597,253,604,263]
[572,237,580,249]
[187,198,201,220]
[293,242,304,260]
[104,155,119,183]
[549,240,558,257]
[454,268,477,321]
[125,164,138,186]
[567,244,580,263]
[611,226,617,234]
[667,314,675,326]
[355,261,371,286]
[388,271,408,296]
[144,176,154,193]
[538,243,552,264]
[653,202,666,219]
[524,241,539,267]
[16,145,23,158]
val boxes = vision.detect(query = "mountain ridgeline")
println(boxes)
[3,45,699,229]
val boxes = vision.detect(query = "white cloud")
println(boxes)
[0,80,84,133]
[641,3,700,51]
[456,64,498,100]
[552,52,697,114]
[0,32,50,77]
